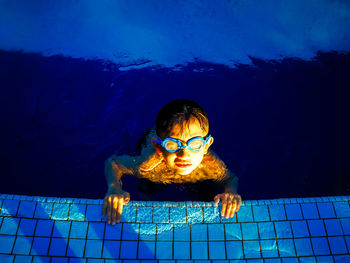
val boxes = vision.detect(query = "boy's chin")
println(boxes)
[173,166,196,175]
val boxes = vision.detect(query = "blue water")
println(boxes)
[0,1,350,200]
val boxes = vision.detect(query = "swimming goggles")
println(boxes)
[154,135,211,153]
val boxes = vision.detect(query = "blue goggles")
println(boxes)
[154,135,211,153]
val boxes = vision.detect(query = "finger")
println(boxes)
[107,196,112,224]
[230,199,237,217]
[101,198,107,218]
[221,194,228,216]
[225,195,234,218]
[214,194,221,204]
[111,197,119,225]
[116,197,124,223]
[124,192,130,204]
[235,195,242,212]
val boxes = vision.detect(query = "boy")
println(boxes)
[102,99,242,225]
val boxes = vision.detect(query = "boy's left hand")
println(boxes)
[214,193,242,219]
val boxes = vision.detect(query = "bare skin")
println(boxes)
[102,118,242,224]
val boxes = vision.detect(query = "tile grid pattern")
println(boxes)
[0,193,349,263]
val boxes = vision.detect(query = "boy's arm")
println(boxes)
[102,154,138,225]
[222,170,239,194]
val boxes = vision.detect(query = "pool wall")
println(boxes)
[0,194,349,262]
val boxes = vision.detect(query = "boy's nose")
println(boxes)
[177,147,191,157]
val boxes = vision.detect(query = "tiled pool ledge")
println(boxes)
[0,194,349,263]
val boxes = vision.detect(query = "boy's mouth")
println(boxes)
[175,162,192,168]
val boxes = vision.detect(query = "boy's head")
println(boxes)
[151,99,214,175]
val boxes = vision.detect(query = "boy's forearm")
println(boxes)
[104,156,125,194]
[224,171,239,194]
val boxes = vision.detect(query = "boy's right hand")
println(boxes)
[101,191,130,225]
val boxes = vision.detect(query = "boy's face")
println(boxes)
[152,117,214,175]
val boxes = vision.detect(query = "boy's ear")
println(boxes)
[204,136,214,154]
[151,137,163,156]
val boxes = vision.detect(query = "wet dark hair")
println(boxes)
[156,99,209,139]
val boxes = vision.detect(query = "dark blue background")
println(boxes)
[1,50,349,200]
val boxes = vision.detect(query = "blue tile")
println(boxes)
[70,221,88,239]
[49,238,68,256]
[51,257,69,263]
[52,221,71,238]
[294,238,313,256]
[291,221,309,238]
[67,239,85,257]
[333,202,350,218]
[156,241,173,259]
[328,236,347,254]
[187,207,203,223]
[87,259,104,263]
[18,201,36,218]
[307,220,326,236]
[85,239,103,258]
[258,222,275,239]
[33,257,53,263]
[236,205,254,222]
[138,240,155,259]
[120,241,138,259]
[31,237,50,255]
[243,240,261,259]
[340,218,350,235]
[264,259,281,263]
[208,224,225,241]
[87,222,105,239]
[35,220,53,237]
[136,206,153,223]
[226,240,243,259]
[203,206,220,223]
[0,199,19,216]
[14,255,33,263]
[157,224,173,241]
[209,241,226,259]
[52,203,69,220]
[299,257,317,263]
[191,224,207,241]
[34,202,53,219]
[301,203,319,219]
[153,207,170,223]
[281,258,299,263]
[68,204,86,221]
[269,205,286,221]
[170,207,186,223]
[334,255,350,263]
[174,241,190,259]
[18,218,37,236]
[191,241,208,259]
[311,237,330,255]
[120,206,137,223]
[102,240,121,259]
[122,223,139,240]
[325,219,343,235]
[85,205,102,221]
[315,256,334,263]
[242,223,259,240]
[139,224,156,241]
[13,236,33,254]
[0,254,14,263]
[225,223,242,240]
[275,221,293,238]
[252,206,270,222]
[0,235,16,253]
[285,204,303,220]
[105,223,122,240]
[174,224,190,241]
[277,239,296,257]
[317,203,336,219]
[260,239,278,258]
[0,217,19,235]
